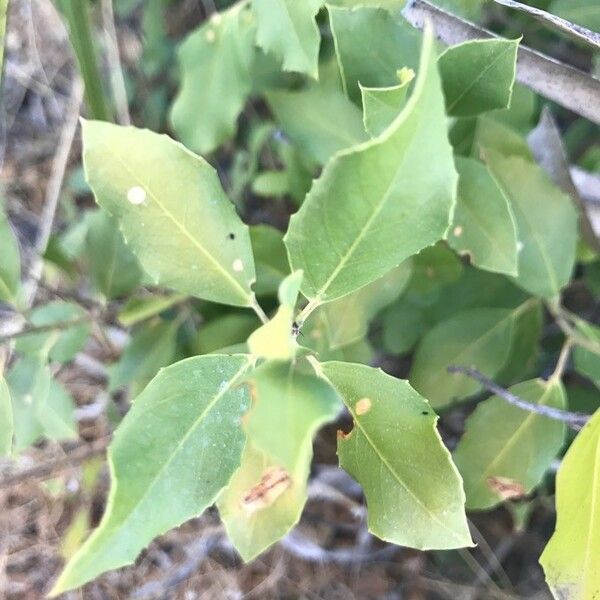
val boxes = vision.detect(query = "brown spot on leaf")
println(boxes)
[241,466,291,514]
[355,397,372,415]
[486,475,526,500]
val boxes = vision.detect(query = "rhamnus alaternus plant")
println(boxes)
[2,2,598,598]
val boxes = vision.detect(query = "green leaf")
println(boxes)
[448,157,518,276]
[0,375,13,456]
[549,0,600,31]
[0,201,21,306]
[85,210,143,299]
[410,302,535,408]
[15,301,91,363]
[314,260,412,350]
[320,361,472,549]
[540,407,600,599]
[285,27,457,308]
[485,152,578,299]
[197,313,260,355]
[248,271,302,360]
[81,120,257,308]
[50,354,254,595]
[454,379,566,510]
[251,0,323,78]
[117,293,187,327]
[108,318,180,394]
[266,84,367,165]
[219,361,339,560]
[328,5,419,104]
[170,3,256,154]
[250,224,290,297]
[438,38,519,117]
[360,67,415,137]
[41,380,78,441]
[7,357,51,452]
[573,321,600,389]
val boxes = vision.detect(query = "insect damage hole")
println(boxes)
[241,466,291,514]
[355,397,372,415]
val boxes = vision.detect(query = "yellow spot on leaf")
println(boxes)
[355,397,372,415]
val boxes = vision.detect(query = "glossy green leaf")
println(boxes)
[438,38,519,117]
[321,361,472,549]
[448,157,518,276]
[485,153,578,299]
[250,224,290,297]
[315,260,412,350]
[328,5,419,104]
[540,407,600,599]
[0,201,21,306]
[0,376,13,456]
[408,243,463,295]
[248,271,302,360]
[16,301,91,363]
[50,354,253,595]
[108,318,180,394]
[266,84,367,165]
[7,357,51,452]
[454,378,566,510]
[285,28,456,308]
[219,361,339,560]
[251,0,323,78]
[360,67,415,137]
[82,120,257,308]
[85,210,143,299]
[410,302,535,408]
[170,3,256,154]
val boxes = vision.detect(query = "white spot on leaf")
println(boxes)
[233,259,244,272]
[205,28,216,43]
[127,186,146,205]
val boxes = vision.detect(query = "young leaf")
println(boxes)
[108,318,180,394]
[540,407,600,599]
[410,303,536,408]
[360,68,415,137]
[485,152,578,299]
[285,27,457,309]
[320,361,472,549]
[328,5,419,103]
[50,354,254,595]
[0,200,21,306]
[251,0,323,79]
[0,375,13,456]
[15,301,91,363]
[438,38,519,117]
[266,84,367,165]
[314,260,412,350]
[118,293,187,327]
[85,210,143,299]
[453,379,566,510]
[219,361,340,560]
[41,380,78,441]
[81,120,257,308]
[448,157,518,276]
[170,3,256,154]
[248,271,302,360]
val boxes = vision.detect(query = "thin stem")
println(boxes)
[448,365,590,430]
[249,296,269,324]
[547,302,600,354]
[296,298,321,327]
[551,338,573,381]
[61,0,112,121]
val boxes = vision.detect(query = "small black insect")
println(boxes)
[291,321,302,338]
[421,411,429,416]
[228,233,235,240]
